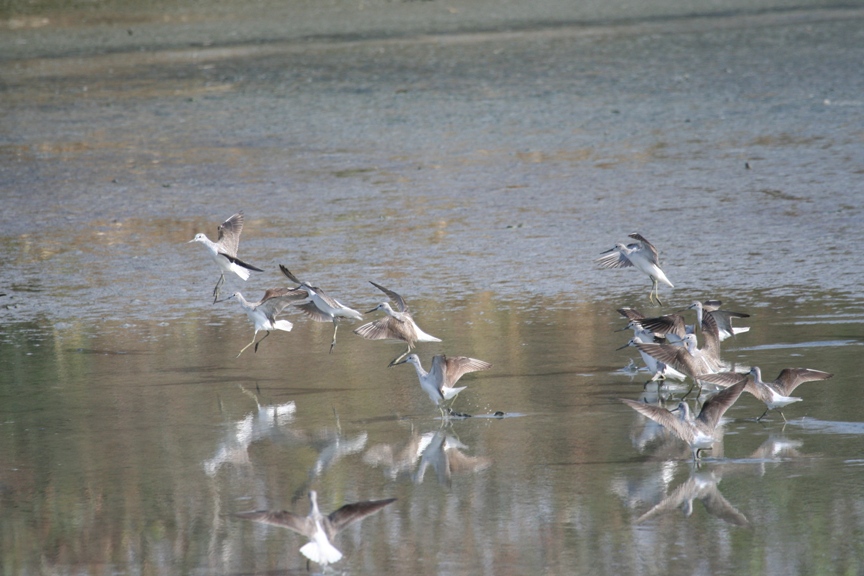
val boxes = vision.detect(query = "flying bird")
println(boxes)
[189,212,263,302]
[236,491,395,567]
[279,265,364,353]
[697,366,833,421]
[620,379,747,460]
[354,281,442,366]
[393,353,492,418]
[596,233,673,305]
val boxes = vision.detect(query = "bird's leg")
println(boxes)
[651,277,663,306]
[253,330,271,353]
[756,408,770,422]
[236,331,259,358]
[329,320,338,354]
[779,410,788,423]
[388,346,411,367]
[213,273,225,304]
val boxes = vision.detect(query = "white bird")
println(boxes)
[393,353,492,418]
[354,281,442,366]
[620,379,747,461]
[223,288,307,357]
[696,366,833,422]
[236,491,396,567]
[279,265,364,353]
[596,233,673,305]
[189,212,263,302]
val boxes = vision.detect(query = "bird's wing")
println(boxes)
[699,312,722,362]
[216,212,244,257]
[436,355,493,388]
[773,368,833,396]
[620,398,695,444]
[314,289,348,311]
[278,264,304,286]
[326,498,397,537]
[235,510,312,536]
[696,380,747,430]
[260,288,310,316]
[693,371,749,388]
[634,342,687,372]
[294,301,334,322]
[353,317,405,341]
[594,249,632,269]
[220,253,264,272]
[628,233,660,265]
[369,281,408,313]
[637,314,687,338]
[617,307,646,321]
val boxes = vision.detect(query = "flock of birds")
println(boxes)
[190,212,492,567]
[598,233,833,462]
[190,216,834,566]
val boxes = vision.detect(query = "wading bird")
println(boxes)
[620,380,747,461]
[189,212,263,302]
[393,354,492,418]
[596,233,673,305]
[354,281,441,366]
[279,265,364,353]
[697,366,833,422]
[236,491,396,567]
[220,288,307,357]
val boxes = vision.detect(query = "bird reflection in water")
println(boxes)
[364,427,490,487]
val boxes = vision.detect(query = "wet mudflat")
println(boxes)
[2,0,864,574]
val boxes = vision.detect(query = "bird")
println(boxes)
[684,300,750,341]
[353,281,442,366]
[595,233,673,305]
[620,379,747,461]
[617,335,687,388]
[279,265,364,353]
[221,288,307,357]
[634,314,725,396]
[393,353,492,418]
[189,212,264,303]
[696,366,833,422]
[236,491,396,567]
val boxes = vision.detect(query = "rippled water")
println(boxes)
[2,1,864,574]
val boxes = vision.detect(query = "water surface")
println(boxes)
[2,1,864,574]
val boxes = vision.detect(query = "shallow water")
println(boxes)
[2,1,864,574]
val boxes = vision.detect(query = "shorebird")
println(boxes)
[279,265,364,353]
[696,366,833,422]
[595,233,673,305]
[684,300,750,341]
[634,313,724,395]
[189,212,263,302]
[354,281,442,366]
[620,379,747,461]
[393,354,492,418]
[617,335,687,387]
[236,491,396,567]
[220,288,306,357]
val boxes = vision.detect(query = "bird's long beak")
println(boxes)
[616,342,632,351]
[365,307,379,314]
[389,357,409,367]
[214,295,234,303]
[599,247,615,254]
